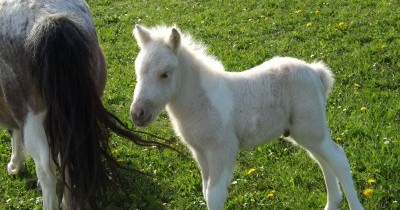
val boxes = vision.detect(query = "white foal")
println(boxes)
[130,24,363,210]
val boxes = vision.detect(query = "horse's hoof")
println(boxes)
[7,161,24,175]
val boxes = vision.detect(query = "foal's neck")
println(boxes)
[167,49,217,117]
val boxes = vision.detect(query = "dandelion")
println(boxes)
[267,190,276,198]
[360,106,367,113]
[368,178,376,184]
[315,10,320,15]
[247,168,256,175]
[338,22,345,29]
[112,149,120,155]
[363,188,374,198]
[306,22,312,27]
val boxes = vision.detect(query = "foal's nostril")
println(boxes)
[131,106,150,126]
[132,107,145,120]
[138,109,145,118]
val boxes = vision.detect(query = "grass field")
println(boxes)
[0,0,399,209]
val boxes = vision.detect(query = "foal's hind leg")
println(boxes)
[306,149,343,210]
[23,111,58,210]
[293,131,363,210]
[314,138,363,210]
[7,129,26,175]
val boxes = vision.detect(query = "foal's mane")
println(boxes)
[150,25,225,72]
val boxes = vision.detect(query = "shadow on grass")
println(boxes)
[0,133,170,210]
[105,165,168,210]
[1,159,167,210]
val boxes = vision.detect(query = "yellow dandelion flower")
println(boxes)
[363,188,374,198]
[306,22,312,27]
[315,10,320,15]
[267,190,276,198]
[247,168,256,175]
[368,178,377,184]
[112,149,120,155]
[338,22,345,28]
[360,106,367,113]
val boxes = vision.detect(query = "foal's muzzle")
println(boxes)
[130,100,153,127]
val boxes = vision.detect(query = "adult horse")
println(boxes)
[0,1,160,209]
[130,25,364,210]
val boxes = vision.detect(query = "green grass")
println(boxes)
[1,0,399,209]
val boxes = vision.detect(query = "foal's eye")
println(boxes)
[160,72,169,79]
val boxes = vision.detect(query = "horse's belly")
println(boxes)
[0,91,18,128]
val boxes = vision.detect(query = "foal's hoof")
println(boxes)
[324,206,340,210]
[7,161,24,175]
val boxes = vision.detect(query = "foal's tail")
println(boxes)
[310,61,335,98]
[25,15,167,208]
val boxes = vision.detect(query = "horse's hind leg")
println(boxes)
[23,110,58,210]
[7,129,26,175]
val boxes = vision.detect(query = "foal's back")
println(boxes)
[226,57,330,147]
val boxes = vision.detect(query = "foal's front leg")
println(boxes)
[197,139,238,210]
[7,129,26,175]
[191,148,209,199]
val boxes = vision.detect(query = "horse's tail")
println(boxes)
[25,14,166,208]
[310,61,335,98]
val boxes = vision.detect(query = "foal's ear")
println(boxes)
[169,28,181,52]
[133,25,151,48]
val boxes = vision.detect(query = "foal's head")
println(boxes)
[130,25,181,126]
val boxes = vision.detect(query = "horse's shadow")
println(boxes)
[105,165,168,210]
[1,157,167,210]
[1,128,172,210]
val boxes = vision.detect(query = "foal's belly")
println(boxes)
[237,126,284,148]
[235,111,287,148]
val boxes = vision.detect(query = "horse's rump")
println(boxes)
[25,14,113,208]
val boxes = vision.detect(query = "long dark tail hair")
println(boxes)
[25,15,167,208]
